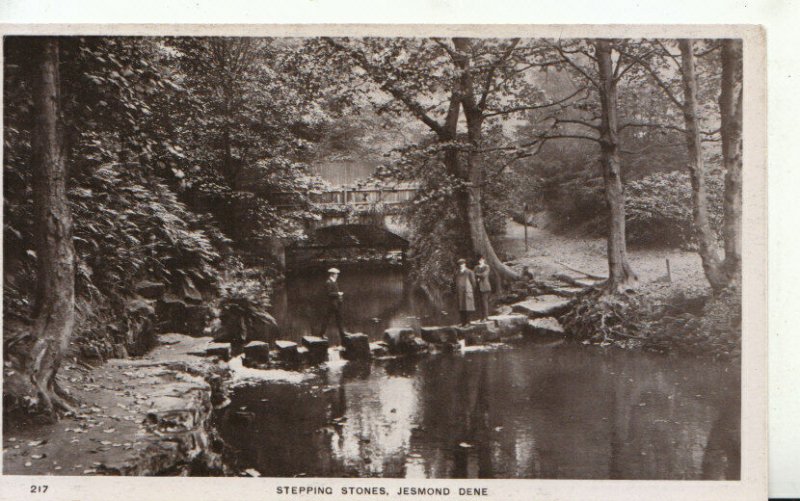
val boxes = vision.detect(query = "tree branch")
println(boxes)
[478,38,520,111]
[655,40,681,68]
[484,86,587,117]
[617,47,684,110]
[323,38,445,136]
[547,116,601,131]
[549,41,600,89]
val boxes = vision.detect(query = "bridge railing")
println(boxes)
[309,187,417,206]
[270,185,418,209]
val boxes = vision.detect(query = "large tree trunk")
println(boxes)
[27,38,77,418]
[678,39,728,291]
[719,39,744,286]
[453,37,520,285]
[596,40,637,292]
[463,117,520,284]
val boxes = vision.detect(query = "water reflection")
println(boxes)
[221,344,740,479]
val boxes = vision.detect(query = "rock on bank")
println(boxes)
[3,334,229,476]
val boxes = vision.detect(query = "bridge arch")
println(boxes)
[286,223,409,273]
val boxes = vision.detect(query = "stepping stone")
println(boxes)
[420,326,458,345]
[438,341,461,353]
[205,342,231,360]
[494,304,513,315]
[274,340,300,365]
[512,297,573,318]
[482,322,502,342]
[383,327,416,347]
[342,333,371,360]
[301,336,329,363]
[551,286,586,297]
[409,337,430,354]
[525,317,565,337]
[454,323,489,339]
[384,327,423,354]
[456,323,489,346]
[243,341,270,363]
[487,314,529,335]
[369,341,390,358]
[464,332,486,346]
[297,346,310,363]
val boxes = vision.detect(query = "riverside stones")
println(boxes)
[384,327,429,355]
[420,326,458,345]
[525,317,565,337]
[205,342,231,360]
[243,341,270,364]
[511,296,572,318]
[383,327,415,347]
[301,336,329,362]
[369,341,390,358]
[455,323,490,346]
[274,340,300,365]
[487,314,529,336]
[342,333,371,360]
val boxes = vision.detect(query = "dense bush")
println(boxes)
[626,170,724,249]
[212,263,276,344]
[3,161,226,359]
[529,169,724,249]
[561,283,741,361]
[540,175,607,235]
[643,284,741,361]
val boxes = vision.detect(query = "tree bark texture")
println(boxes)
[595,40,637,292]
[452,37,521,284]
[28,37,77,417]
[678,39,728,290]
[719,39,744,286]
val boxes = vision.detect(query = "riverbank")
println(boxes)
[3,334,228,476]
[497,217,709,293]
[497,217,740,360]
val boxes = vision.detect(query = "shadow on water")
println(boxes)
[221,269,741,480]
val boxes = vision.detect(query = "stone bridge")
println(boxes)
[280,183,418,272]
[308,184,416,237]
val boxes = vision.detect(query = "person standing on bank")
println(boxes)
[474,255,492,321]
[454,258,477,326]
[318,267,346,342]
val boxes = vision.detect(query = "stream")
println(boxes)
[220,268,740,480]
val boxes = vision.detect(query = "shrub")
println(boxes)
[625,170,724,249]
[643,284,741,361]
[3,162,225,359]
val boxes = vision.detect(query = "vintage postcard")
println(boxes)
[1,24,766,500]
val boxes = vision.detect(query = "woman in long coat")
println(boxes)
[474,255,492,321]
[454,258,477,326]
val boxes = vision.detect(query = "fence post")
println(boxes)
[523,203,529,253]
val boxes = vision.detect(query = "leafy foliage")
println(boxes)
[626,170,724,249]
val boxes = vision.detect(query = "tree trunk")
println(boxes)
[719,39,744,286]
[463,117,520,284]
[678,39,728,291]
[452,37,521,284]
[596,40,637,292]
[27,37,77,418]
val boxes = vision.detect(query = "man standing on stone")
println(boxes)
[474,255,492,321]
[318,267,346,342]
[454,258,477,326]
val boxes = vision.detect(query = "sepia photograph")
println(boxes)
[0,23,767,500]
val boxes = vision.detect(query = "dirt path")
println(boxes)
[496,218,710,292]
[3,334,221,476]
